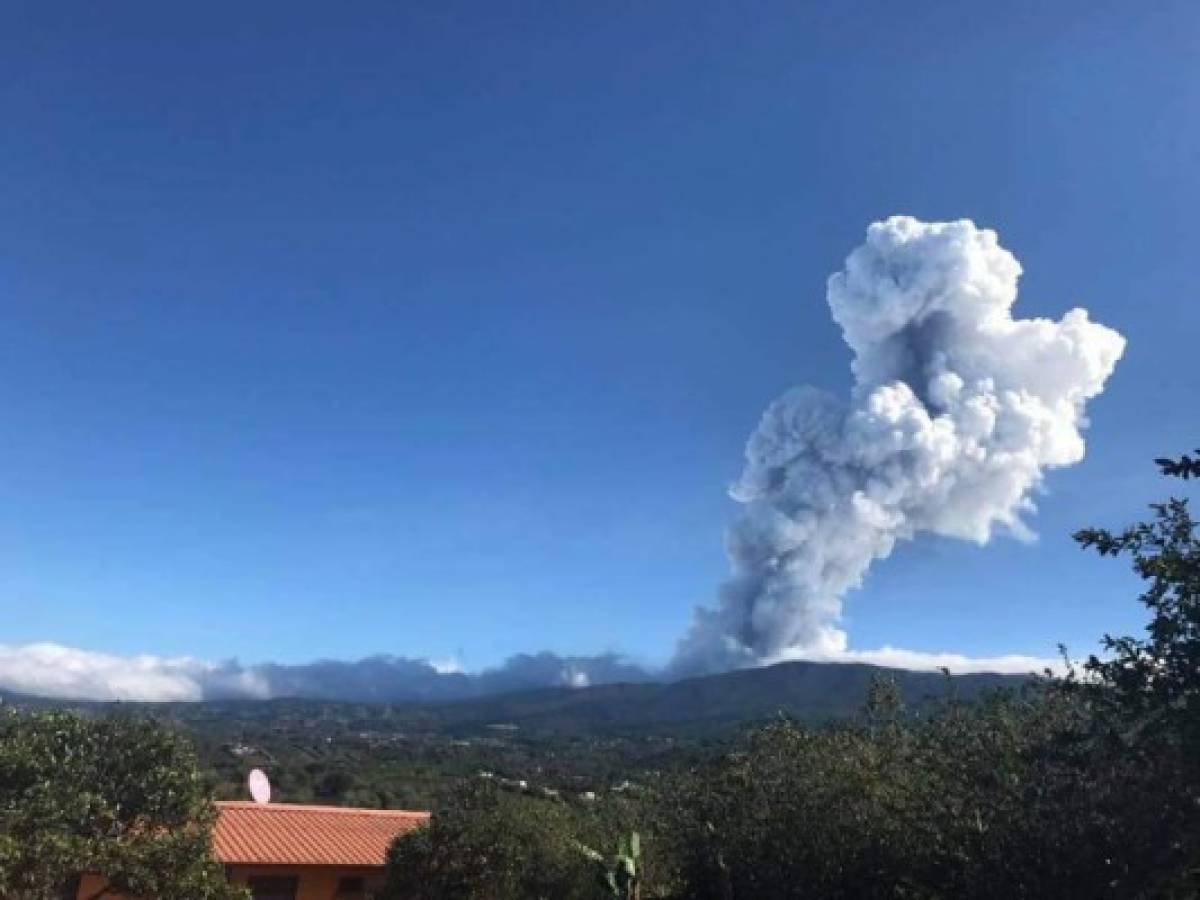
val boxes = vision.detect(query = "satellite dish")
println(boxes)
[248,768,271,805]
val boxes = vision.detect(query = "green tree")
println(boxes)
[315,769,356,801]
[1075,449,1200,742]
[0,707,246,900]
[379,780,654,900]
[1068,448,1200,894]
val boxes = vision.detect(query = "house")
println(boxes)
[75,801,430,900]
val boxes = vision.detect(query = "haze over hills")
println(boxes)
[1,658,1031,735]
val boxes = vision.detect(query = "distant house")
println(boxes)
[76,801,430,900]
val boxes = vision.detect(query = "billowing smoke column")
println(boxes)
[673,217,1125,675]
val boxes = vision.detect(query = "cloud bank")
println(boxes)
[0,643,270,703]
[671,216,1124,675]
[0,640,1060,703]
[0,643,653,703]
[777,646,1063,676]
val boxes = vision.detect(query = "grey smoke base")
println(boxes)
[670,217,1125,675]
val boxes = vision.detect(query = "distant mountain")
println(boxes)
[398,660,1029,734]
[3,659,1033,736]
[152,660,1032,738]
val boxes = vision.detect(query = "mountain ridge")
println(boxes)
[2,658,1034,734]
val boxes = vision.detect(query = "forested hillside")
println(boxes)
[3,658,1026,810]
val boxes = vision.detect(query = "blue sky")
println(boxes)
[0,0,1196,674]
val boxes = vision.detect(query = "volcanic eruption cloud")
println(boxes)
[672,217,1126,675]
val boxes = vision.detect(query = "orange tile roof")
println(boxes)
[214,801,430,867]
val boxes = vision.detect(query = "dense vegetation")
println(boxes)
[378,450,1200,898]
[381,780,648,900]
[0,710,244,899]
[0,627,1022,816]
[188,702,704,811]
[19,657,1010,812]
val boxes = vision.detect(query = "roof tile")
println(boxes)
[214,801,429,867]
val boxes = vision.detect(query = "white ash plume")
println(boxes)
[672,217,1125,675]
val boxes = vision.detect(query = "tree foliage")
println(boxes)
[379,780,649,900]
[1069,447,1200,894]
[0,709,246,900]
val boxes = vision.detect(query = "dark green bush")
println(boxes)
[0,709,245,900]
[379,780,656,900]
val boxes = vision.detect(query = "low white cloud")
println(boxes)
[0,640,1061,703]
[0,643,651,702]
[428,656,464,675]
[772,644,1064,675]
[561,665,591,688]
[0,642,270,703]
